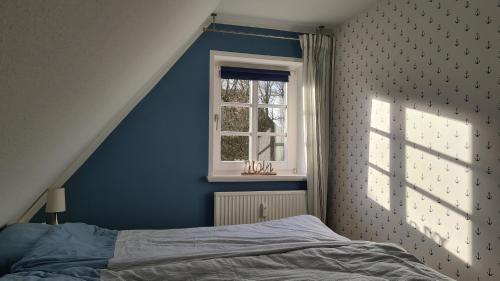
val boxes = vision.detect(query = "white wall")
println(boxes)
[0,0,219,226]
[331,0,499,280]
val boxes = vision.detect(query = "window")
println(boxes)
[208,51,305,181]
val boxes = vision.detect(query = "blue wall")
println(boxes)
[35,25,305,230]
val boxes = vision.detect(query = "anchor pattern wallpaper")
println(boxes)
[330,0,499,280]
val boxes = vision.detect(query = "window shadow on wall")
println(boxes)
[366,97,479,278]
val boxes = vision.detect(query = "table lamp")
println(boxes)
[45,187,66,225]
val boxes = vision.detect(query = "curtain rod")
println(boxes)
[203,13,329,42]
[203,27,301,41]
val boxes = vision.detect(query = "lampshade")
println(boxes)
[45,187,66,213]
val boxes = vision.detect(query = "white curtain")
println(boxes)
[300,34,334,222]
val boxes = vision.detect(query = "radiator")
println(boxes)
[214,190,307,226]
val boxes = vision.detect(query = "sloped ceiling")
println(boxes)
[215,0,378,32]
[0,0,220,226]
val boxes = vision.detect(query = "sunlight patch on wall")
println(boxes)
[370,99,390,133]
[405,108,472,263]
[406,187,472,264]
[405,145,472,213]
[369,131,390,172]
[406,108,471,163]
[367,166,391,210]
[367,99,391,210]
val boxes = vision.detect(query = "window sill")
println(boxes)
[206,174,307,182]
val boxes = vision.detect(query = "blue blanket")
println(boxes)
[1,223,117,281]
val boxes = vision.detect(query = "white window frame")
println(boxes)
[207,51,306,182]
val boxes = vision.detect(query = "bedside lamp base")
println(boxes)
[49,213,60,225]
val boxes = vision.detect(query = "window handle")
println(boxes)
[215,114,219,130]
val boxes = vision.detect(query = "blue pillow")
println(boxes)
[0,223,52,276]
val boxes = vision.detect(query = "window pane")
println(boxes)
[257,136,285,161]
[221,136,249,161]
[258,108,285,133]
[258,81,286,105]
[222,107,249,132]
[221,79,250,103]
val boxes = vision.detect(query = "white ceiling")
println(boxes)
[215,0,378,32]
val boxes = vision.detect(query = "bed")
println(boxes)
[0,215,453,280]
